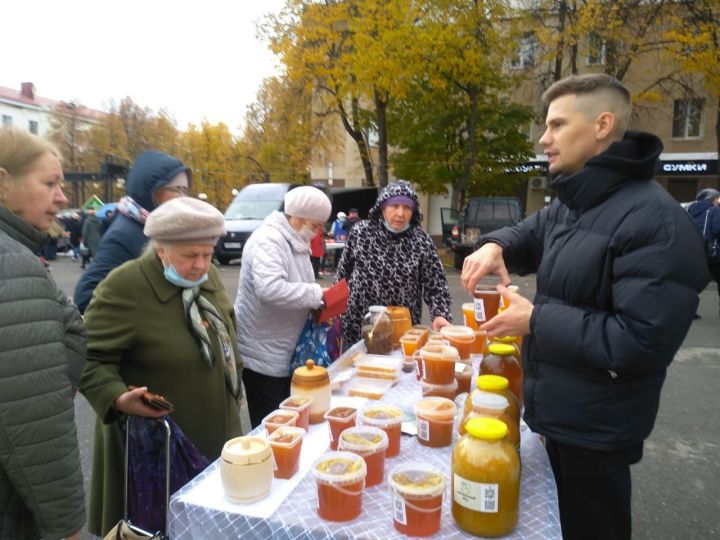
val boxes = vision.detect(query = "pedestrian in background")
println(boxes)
[0,126,86,540]
[336,180,452,346]
[688,188,720,317]
[79,208,102,269]
[79,197,243,536]
[330,211,348,268]
[73,150,191,312]
[461,74,709,540]
[310,223,325,278]
[234,186,331,427]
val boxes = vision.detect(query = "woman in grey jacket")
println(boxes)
[0,128,86,540]
[234,186,331,427]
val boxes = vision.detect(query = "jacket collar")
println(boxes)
[139,248,221,304]
[551,131,663,210]
[265,210,310,254]
[0,205,49,252]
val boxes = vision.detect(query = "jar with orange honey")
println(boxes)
[279,395,314,431]
[413,397,456,448]
[337,426,388,487]
[464,375,520,426]
[324,406,358,450]
[268,426,305,479]
[357,403,403,457]
[473,284,502,323]
[480,343,523,409]
[452,418,520,537]
[459,392,519,451]
[312,451,367,522]
[388,462,446,537]
[461,302,479,330]
[455,362,473,396]
[262,409,298,435]
[440,325,475,360]
[387,305,413,349]
[419,344,459,385]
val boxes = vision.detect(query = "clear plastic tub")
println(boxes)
[324,406,358,450]
[262,409,299,435]
[357,403,403,457]
[337,426,389,487]
[312,451,367,522]
[268,426,306,479]
[346,377,393,400]
[440,325,476,360]
[419,344,459,385]
[279,395,314,431]
[354,354,403,381]
[413,396,457,448]
[421,379,458,401]
[388,462,447,536]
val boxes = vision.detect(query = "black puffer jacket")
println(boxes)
[482,132,709,451]
[336,181,452,345]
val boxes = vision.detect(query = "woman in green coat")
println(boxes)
[79,197,244,536]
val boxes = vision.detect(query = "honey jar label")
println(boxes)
[474,299,486,322]
[417,418,430,441]
[327,423,334,442]
[453,474,498,513]
[392,493,408,525]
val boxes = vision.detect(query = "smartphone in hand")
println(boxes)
[129,386,175,412]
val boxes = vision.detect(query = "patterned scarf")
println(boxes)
[117,195,150,225]
[182,287,240,399]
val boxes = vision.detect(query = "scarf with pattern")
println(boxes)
[117,195,150,225]
[182,287,240,399]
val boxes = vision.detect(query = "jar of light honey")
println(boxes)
[413,397,456,448]
[459,392,519,451]
[452,417,520,537]
[357,403,403,457]
[480,343,523,409]
[464,375,520,426]
[291,360,331,423]
[337,426,389,487]
[388,462,447,536]
[312,451,367,522]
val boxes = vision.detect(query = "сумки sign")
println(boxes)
[659,160,717,176]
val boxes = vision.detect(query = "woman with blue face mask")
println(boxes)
[336,180,453,347]
[79,197,244,537]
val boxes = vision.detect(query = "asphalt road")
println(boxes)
[45,252,719,540]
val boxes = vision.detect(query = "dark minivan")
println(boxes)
[447,196,524,269]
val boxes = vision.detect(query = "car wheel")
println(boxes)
[216,256,231,265]
[454,250,465,270]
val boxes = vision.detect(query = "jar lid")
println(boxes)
[358,404,403,427]
[471,391,509,410]
[386,305,410,319]
[493,336,517,344]
[476,374,510,391]
[312,451,367,485]
[369,305,387,313]
[413,397,456,420]
[338,426,389,453]
[421,379,459,392]
[388,462,447,499]
[465,417,508,440]
[222,436,271,465]
[268,426,305,448]
[440,325,475,338]
[487,343,517,356]
[292,359,330,385]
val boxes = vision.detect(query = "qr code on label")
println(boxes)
[482,485,497,512]
[393,494,407,525]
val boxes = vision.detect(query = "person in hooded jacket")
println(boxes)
[688,188,720,315]
[234,186,331,427]
[73,151,190,313]
[336,180,453,346]
[461,74,709,540]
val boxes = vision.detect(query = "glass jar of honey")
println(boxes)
[337,426,389,487]
[459,392,519,451]
[357,404,403,457]
[480,343,523,409]
[452,418,520,537]
[361,306,393,354]
[413,397,456,448]
[482,335,520,357]
[291,360,331,423]
[388,462,447,537]
[387,305,413,350]
[312,451,367,522]
[464,375,520,426]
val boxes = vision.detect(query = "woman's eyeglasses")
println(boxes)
[163,185,191,195]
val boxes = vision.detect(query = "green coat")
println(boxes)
[79,249,243,536]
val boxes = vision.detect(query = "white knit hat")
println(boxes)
[144,197,225,245]
[284,186,332,221]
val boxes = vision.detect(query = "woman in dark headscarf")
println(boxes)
[336,180,453,345]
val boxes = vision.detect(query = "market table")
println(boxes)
[168,363,561,539]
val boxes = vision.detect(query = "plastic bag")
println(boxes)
[292,314,338,370]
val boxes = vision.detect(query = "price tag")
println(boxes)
[393,493,408,525]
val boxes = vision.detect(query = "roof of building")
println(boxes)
[0,83,105,121]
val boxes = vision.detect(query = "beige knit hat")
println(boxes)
[284,186,332,221]
[144,197,225,245]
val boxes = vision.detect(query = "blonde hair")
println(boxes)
[0,127,61,205]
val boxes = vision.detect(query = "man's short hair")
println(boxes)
[542,74,632,137]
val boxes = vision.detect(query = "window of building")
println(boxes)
[587,34,606,65]
[29,120,39,134]
[2,115,12,126]
[510,33,537,70]
[672,99,703,138]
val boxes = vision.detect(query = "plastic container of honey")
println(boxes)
[440,325,475,360]
[324,406,358,450]
[460,392,519,451]
[279,395,314,431]
[461,302,479,330]
[419,344,459,385]
[421,379,458,401]
[413,397,456,448]
[455,362,473,396]
[354,354,403,382]
[464,375,520,426]
[387,305,413,350]
[400,334,421,359]
[262,409,299,435]
[388,462,447,536]
[291,360,332,423]
[337,426,389,487]
[404,328,428,347]
[346,376,393,400]
[268,426,306,479]
[312,451,367,522]
[473,284,502,323]
[357,403,403,457]
[472,330,487,356]
[220,436,274,503]
[480,343,524,409]
[452,418,520,537]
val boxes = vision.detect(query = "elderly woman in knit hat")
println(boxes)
[79,197,243,537]
[336,180,453,347]
[235,185,332,427]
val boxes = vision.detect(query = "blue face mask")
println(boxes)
[383,219,410,234]
[163,264,208,288]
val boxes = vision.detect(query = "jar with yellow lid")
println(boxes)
[482,335,520,357]
[291,360,331,423]
[480,343,523,409]
[463,374,520,425]
[452,417,520,537]
[459,392,519,450]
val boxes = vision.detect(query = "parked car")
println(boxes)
[447,196,524,269]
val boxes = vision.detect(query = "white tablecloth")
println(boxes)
[168,367,561,539]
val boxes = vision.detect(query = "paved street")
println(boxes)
[46,252,719,540]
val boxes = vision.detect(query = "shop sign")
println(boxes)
[660,160,717,175]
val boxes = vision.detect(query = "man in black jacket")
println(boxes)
[461,74,709,540]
